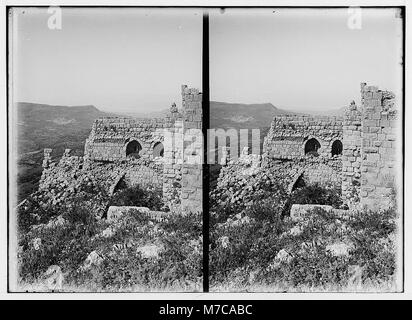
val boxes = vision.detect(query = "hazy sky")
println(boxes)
[12,8,403,113]
[12,8,202,113]
[210,8,403,111]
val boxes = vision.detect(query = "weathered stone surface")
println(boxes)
[136,244,163,258]
[290,204,334,220]
[43,265,63,291]
[81,251,103,271]
[260,82,398,210]
[326,242,352,257]
[38,85,203,214]
[107,206,170,222]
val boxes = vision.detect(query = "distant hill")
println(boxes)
[208,101,296,167]
[16,102,112,154]
[15,102,111,202]
[210,101,295,130]
[118,109,171,119]
[290,106,346,117]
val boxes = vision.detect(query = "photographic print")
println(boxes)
[208,8,404,292]
[8,7,203,292]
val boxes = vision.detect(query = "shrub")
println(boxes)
[110,185,163,210]
[283,183,343,215]
[17,184,201,291]
[210,197,397,291]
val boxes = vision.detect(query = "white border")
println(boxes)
[0,0,410,300]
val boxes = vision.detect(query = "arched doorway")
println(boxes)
[304,138,321,156]
[126,140,142,158]
[331,140,343,156]
[153,142,164,158]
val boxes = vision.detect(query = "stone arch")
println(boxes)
[125,139,142,158]
[304,138,321,156]
[288,170,306,193]
[153,141,164,158]
[331,139,343,156]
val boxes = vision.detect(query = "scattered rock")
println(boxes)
[219,236,230,249]
[101,226,115,238]
[107,206,148,221]
[81,251,104,271]
[348,264,364,289]
[289,225,303,236]
[326,242,352,257]
[136,244,162,258]
[267,249,293,271]
[32,238,42,251]
[43,265,63,291]
[46,215,67,228]
[290,204,334,221]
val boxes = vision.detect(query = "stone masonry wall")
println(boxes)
[264,158,342,190]
[40,149,163,196]
[263,115,343,160]
[162,119,184,206]
[358,83,398,208]
[262,82,399,209]
[84,117,171,162]
[39,85,203,214]
[262,114,343,189]
[180,85,203,213]
[342,101,362,205]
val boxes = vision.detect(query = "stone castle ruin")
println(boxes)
[39,85,203,214]
[39,82,399,217]
[223,83,400,210]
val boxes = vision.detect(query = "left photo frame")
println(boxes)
[7,7,203,292]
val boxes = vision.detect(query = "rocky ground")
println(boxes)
[209,155,399,292]
[15,162,201,292]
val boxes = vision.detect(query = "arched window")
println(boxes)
[153,142,164,158]
[331,140,343,156]
[304,138,321,156]
[126,140,142,158]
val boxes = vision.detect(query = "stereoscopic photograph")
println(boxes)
[7,5,405,295]
[8,7,203,292]
[208,8,404,292]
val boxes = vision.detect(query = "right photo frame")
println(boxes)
[207,7,404,293]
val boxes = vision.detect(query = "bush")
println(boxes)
[110,185,163,210]
[17,184,201,291]
[210,189,397,291]
[282,183,343,216]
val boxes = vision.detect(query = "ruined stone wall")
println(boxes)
[358,83,399,208]
[262,114,343,189]
[162,119,184,206]
[40,148,163,196]
[342,102,362,205]
[262,82,400,209]
[123,162,163,191]
[302,159,342,188]
[39,85,203,214]
[264,158,342,190]
[84,117,172,162]
[263,115,343,160]
[180,85,203,213]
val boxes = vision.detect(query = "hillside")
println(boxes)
[118,109,171,119]
[210,101,295,130]
[15,102,111,202]
[291,106,346,117]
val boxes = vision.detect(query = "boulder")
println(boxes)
[107,206,150,221]
[136,244,162,258]
[81,251,103,271]
[290,204,338,221]
[326,242,352,257]
[43,265,63,291]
